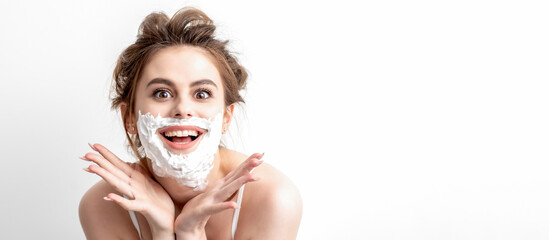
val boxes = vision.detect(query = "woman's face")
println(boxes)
[132,45,230,154]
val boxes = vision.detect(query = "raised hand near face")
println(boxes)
[81,143,176,239]
[174,152,264,239]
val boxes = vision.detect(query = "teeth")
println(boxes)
[163,129,199,137]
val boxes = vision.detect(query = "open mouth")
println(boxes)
[158,126,205,150]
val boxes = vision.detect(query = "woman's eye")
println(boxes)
[153,89,172,99]
[194,89,211,100]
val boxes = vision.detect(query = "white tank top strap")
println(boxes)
[231,185,246,239]
[124,194,143,240]
[128,210,143,240]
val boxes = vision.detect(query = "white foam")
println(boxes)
[136,111,223,191]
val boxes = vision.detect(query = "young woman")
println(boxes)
[79,7,302,240]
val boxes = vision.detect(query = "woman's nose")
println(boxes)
[171,96,195,119]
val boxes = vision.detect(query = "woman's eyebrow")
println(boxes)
[145,78,217,89]
[191,79,217,89]
[146,78,174,88]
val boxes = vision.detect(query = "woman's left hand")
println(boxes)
[174,152,264,239]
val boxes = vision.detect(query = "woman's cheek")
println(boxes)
[201,103,226,119]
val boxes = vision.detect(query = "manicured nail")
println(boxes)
[103,196,112,201]
[88,143,98,151]
[79,156,88,161]
[230,201,240,209]
[257,153,265,162]
[83,167,92,173]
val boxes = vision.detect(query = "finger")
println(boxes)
[223,153,264,184]
[92,143,134,175]
[203,201,239,216]
[88,164,134,198]
[88,142,98,151]
[82,152,131,183]
[222,153,262,181]
[222,157,261,189]
[215,173,259,201]
[105,193,144,212]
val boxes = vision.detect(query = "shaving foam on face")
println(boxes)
[136,110,223,191]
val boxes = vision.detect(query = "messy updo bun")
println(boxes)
[111,7,247,162]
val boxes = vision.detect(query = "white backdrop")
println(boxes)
[0,0,548,239]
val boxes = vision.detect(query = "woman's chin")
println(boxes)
[155,175,203,203]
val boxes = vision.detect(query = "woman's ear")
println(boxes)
[121,103,137,134]
[222,104,235,134]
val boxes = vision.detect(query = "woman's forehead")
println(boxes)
[140,46,223,87]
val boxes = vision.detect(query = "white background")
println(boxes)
[0,0,548,239]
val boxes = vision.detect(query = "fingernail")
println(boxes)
[83,167,92,173]
[88,143,98,151]
[103,196,112,201]
[79,156,88,161]
[230,201,240,209]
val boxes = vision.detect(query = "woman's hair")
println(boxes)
[111,7,248,164]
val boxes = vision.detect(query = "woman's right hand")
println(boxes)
[81,143,175,239]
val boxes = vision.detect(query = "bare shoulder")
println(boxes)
[79,180,139,239]
[236,153,303,239]
[247,162,303,221]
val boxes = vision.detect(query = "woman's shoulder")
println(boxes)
[79,180,140,239]
[220,148,302,207]
[219,148,301,194]
[245,160,303,217]
[230,150,303,239]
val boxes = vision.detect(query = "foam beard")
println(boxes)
[136,110,223,191]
